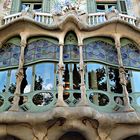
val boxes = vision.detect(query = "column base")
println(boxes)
[55,99,68,107]
[77,98,89,106]
[123,105,135,112]
[9,105,23,112]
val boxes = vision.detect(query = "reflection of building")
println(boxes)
[0,0,140,140]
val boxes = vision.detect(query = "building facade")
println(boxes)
[0,0,140,140]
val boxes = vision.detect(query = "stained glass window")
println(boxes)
[0,43,20,68]
[63,45,79,61]
[121,43,140,68]
[84,40,118,65]
[25,39,59,64]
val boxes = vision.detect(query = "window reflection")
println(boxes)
[132,71,140,92]
[34,63,54,91]
[0,71,7,93]
[8,69,16,94]
[87,63,107,91]
[108,67,122,93]
[73,64,81,89]
[21,67,32,93]
[63,64,70,90]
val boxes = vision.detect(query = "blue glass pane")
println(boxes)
[21,67,32,93]
[64,45,79,61]
[34,63,54,90]
[121,43,140,68]
[0,43,20,67]
[25,39,59,63]
[84,41,117,65]
[132,71,140,92]
[0,71,7,93]
[63,45,70,60]
[71,45,79,60]
[8,69,17,94]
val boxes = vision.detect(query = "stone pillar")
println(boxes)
[115,37,134,112]
[56,44,67,107]
[9,38,27,111]
[78,45,88,106]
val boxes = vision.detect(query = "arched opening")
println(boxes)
[123,135,140,140]
[62,31,81,106]
[0,135,20,140]
[59,131,87,140]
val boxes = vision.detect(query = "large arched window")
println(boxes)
[63,32,81,106]
[83,37,132,111]
[0,37,21,112]
[121,38,140,110]
[21,37,59,112]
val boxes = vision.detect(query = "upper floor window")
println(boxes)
[21,2,42,12]
[96,3,117,12]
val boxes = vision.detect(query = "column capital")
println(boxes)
[59,44,64,46]
[78,44,84,47]
[20,40,27,48]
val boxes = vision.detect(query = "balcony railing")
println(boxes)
[3,12,138,27]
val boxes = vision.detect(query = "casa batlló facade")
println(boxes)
[0,0,140,140]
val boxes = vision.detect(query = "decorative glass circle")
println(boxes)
[73,93,81,100]
[8,96,28,105]
[0,96,4,107]
[63,92,70,100]
[33,92,53,106]
[89,92,109,106]
[114,96,124,105]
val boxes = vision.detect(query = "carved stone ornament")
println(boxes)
[52,0,88,25]
[135,17,140,28]
[105,7,119,20]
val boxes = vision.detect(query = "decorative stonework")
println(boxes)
[52,0,88,25]
[105,7,119,20]
[135,17,140,28]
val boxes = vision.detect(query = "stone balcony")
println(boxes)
[2,11,139,28]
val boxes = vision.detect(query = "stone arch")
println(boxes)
[58,131,87,140]
[64,31,78,45]
[123,135,140,140]
[0,135,20,140]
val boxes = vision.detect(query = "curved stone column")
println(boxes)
[115,36,134,112]
[9,37,27,111]
[56,44,67,107]
[78,45,88,106]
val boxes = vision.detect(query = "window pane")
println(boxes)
[33,4,42,12]
[87,63,107,91]
[21,67,32,93]
[9,69,17,94]
[97,5,105,12]
[108,67,122,93]
[0,71,7,93]
[73,64,81,89]
[132,71,140,92]
[63,64,70,90]
[34,63,54,90]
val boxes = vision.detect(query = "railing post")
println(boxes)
[9,37,27,111]
[56,44,67,107]
[115,36,134,112]
[78,45,88,106]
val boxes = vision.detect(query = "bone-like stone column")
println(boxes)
[115,37,134,112]
[9,37,27,111]
[56,44,67,107]
[78,45,88,106]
